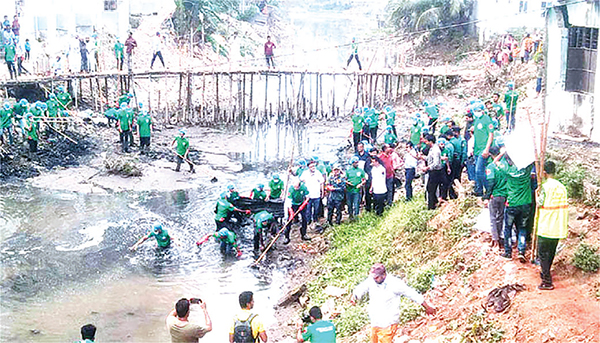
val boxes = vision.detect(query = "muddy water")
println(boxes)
[0,121,348,342]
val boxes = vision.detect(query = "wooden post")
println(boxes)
[242,73,246,116]
[278,73,282,118]
[319,74,323,119]
[264,72,268,119]
[249,73,254,118]
[215,73,219,120]
[419,74,424,101]
[331,74,336,118]
[229,73,233,122]
[187,72,192,123]
[178,73,183,116]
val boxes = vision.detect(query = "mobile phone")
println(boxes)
[190,298,202,304]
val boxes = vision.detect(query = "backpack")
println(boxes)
[233,313,257,343]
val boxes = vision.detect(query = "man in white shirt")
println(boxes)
[151,32,165,69]
[369,156,387,216]
[300,159,324,230]
[351,263,436,343]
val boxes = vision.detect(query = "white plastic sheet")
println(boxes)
[504,126,536,169]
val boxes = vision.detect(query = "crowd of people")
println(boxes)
[2,14,30,79]
[486,32,543,68]
[0,86,72,155]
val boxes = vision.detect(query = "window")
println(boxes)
[104,0,117,11]
[519,1,528,13]
[565,26,598,94]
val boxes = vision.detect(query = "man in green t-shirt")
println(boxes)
[197,226,242,257]
[409,117,422,147]
[4,42,17,79]
[383,125,397,145]
[172,129,194,172]
[214,192,250,231]
[251,184,267,201]
[117,102,131,153]
[350,108,364,152]
[284,180,310,244]
[504,82,519,131]
[253,210,274,254]
[56,86,72,110]
[114,37,124,70]
[495,153,534,262]
[214,227,241,257]
[484,146,508,250]
[423,101,439,133]
[345,156,366,219]
[137,112,152,153]
[268,174,284,200]
[384,105,396,136]
[472,103,494,197]
[296,306,336,343]
[1,102,14,145]
[24,113,38,155]
[130,222,175,251]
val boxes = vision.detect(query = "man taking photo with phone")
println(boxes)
[166,297,212,342]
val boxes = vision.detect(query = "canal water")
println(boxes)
[0,119,348,342]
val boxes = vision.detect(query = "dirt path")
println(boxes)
[400,204,600,343]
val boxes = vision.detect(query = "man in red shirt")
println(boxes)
[264,36,276,69]
[379,144,396,206]
[125,32,137,72]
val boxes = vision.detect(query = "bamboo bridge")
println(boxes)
[0,68,461,125]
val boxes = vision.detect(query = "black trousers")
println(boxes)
[327,198,343,225]
[6,61,16,79]
[28,139,38,153]
[538,236,559,285]
[285,203,307,239]
[346,54,362,70]
[176,155,194,172]
[426,169,444,209]
[140,136,150,150]
[151,51,165,68]
[373,193,386,216]
[120,130,130,152]
[353,131,361,152]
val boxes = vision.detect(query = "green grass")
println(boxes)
[304,195,479,337]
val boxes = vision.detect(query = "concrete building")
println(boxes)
[545,0,599,141]
[475,0,550,43]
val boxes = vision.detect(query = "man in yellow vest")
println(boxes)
[536,161,568,290]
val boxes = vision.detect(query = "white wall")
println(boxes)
[545,2,600,142]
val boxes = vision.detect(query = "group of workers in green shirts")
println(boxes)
[349,105,398,152]
[0,86,72,156]
[104,92,154,155]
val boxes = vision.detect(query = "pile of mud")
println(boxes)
[0,131,96,179]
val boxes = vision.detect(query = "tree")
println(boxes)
[387,0,475,41]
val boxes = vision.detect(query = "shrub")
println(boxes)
[334,305,369,337]
[557,164,586,199]
[572,243,600,272]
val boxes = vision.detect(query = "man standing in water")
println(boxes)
[172,129,195,173]
[166,297,213,342]
[130,222,175,251]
